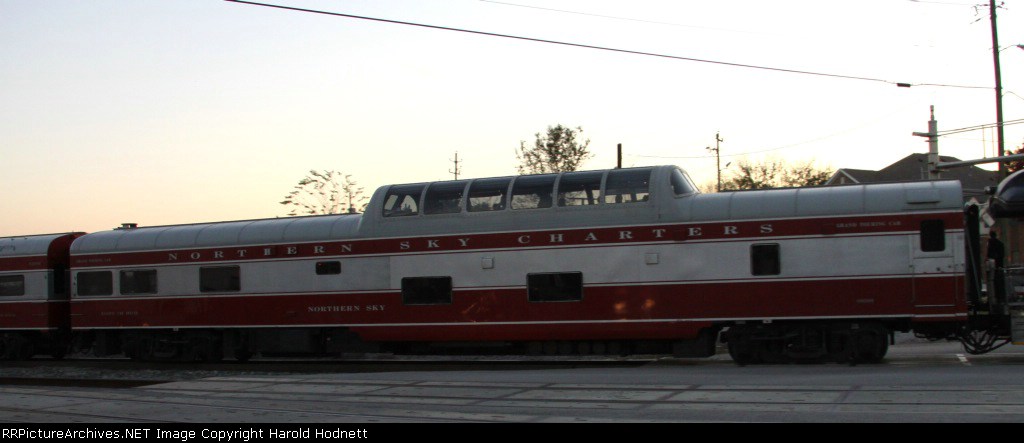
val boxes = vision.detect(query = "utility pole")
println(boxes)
[616,143,622,169]
[706,132,724,192]
[914,104,1024,174]
[914,106,940,179]
[450,152,462,180]
[989,1,1006,177]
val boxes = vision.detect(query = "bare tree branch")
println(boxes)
[280,170,368,216]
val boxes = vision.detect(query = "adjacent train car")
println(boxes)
[0,232,83,359]
[65,165,968,363]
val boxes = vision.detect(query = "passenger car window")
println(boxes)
[528,272,583,302]
[423,181,468,215]
[382,184,425,217]
[558,171,603,206]
[120,270,158,295]
[511,174,557,210]
[604,168,652,204]
[0,275,25,297]
[200,266,241,292]
[751,244,781,276]
[77,271,113,296]
[402,277,453,305]
[920,220,945,252]
[468,178,511,212]
[670,168,696,196]
[316,261,342,275]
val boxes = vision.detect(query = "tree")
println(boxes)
[720,158,832,191]
[721,159,783,191]
[1005,141,1024,173]
[280,170,367,216]
[515,124,593,174]
[782,160,833,187]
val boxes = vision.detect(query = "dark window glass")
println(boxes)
[382,184,425,217]
[511,174,557,210]
[557,171,603,206]
[0,275,25,297]
[401,277,452,305]
[468,178,512,212]
[423,181,468,215]
[120,269,158,295]
[920,220,945,252]
[751,244,781,276]
[528,272,583,302]
[671,168,695,196]
[316,261,342,275]
[200,266,241,292]
[604,168,652,204]
[78,271,113,296]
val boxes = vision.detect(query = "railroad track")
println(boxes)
[0,356,658,388]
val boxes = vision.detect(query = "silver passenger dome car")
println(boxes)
[364,166,697,237]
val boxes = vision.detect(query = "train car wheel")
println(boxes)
[727,333,761,366]
[727,341,758,366]
[851,325,888,364]
[757,340,789,364]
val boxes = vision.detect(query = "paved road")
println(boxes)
[3,339,1024,423]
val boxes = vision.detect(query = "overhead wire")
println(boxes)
[224,0,989,90]
[938,118,1024,136]
[226,0,1014,163]
[477,0,780,36]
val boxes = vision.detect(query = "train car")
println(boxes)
[67,165,968,363]
[0,232,83,359]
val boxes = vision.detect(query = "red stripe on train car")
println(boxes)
[69,275,965,341]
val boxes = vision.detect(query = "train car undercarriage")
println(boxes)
[722,321,898,365]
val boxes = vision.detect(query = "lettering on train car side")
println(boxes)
[308,305,386,313]
[167,243,356,262]
[831,219,902,230]
[147,223,781,264]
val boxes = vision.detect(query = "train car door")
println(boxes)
[909,219,962,311]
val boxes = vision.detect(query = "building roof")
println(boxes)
[825,153,999,197]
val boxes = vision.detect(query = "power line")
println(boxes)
[912,82,992,90]
[224,0,987,89]
[937,118,1024,136]
[479,0,778,37]
[482,0,985,55]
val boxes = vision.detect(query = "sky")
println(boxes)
[1,0,1022,236]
